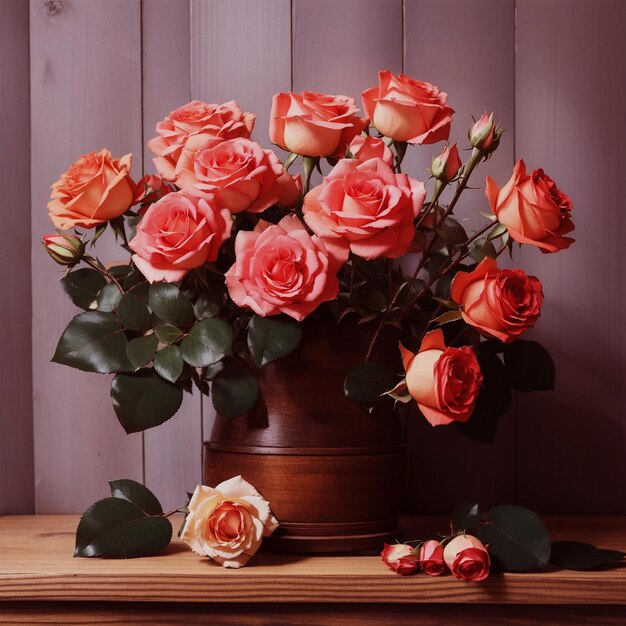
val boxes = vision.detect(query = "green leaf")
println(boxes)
[436,216,468,247]
[451,502,482,533]
[550,541,625,571]
[193,290,223,320]
[356,289,388,313]
[457,352,511,443]
[111,370,183,433]
[154,345,184,383]
[432,309,462,325]
[127,334,158,370]
[148,283,195,328]
[344,362,396,408]
[487,222,509,241]
[504,340,555,392]
[477,505,551,572]
[470,238,497,262]
[212,363,259,419]
[117,292,151,332]
[52,311,131,373]
[247,315,302,368]
[109,479,163,515]
[96,283,123,312]
[155,324,184,344]
[74,497,171,558]
[90,222,107,248]
[181,318,233,367]
[61,268,107,310]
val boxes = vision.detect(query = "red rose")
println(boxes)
[419,539,445,576]
[451,258,543,343]
[444,535,490,581]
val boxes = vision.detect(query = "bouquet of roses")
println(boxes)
[43,70,574,438]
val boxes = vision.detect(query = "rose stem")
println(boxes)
[82,256,125,294]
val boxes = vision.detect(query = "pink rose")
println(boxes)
[349,135,394,166]
[133,174,174,207]
[175,137,284,213]
[451,258,543,343]
[129,191,232,283]
[148,100,255,180]
[431,143,462,183]
[302,158,426,260]
[469,112,498,151]
[225,215,345,321]
[276,172,302,208]
[381,543,414,570]
[270,91,367,157]
[419,539,445,576]
[443,535,490,581]
[486,159,574,253]
[362,71,454,144]
[400,329,482,427]
[48,150,135,230]
[180,476,278,568]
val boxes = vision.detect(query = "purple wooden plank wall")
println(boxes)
[7,0,623,515]
[0,0,34,515]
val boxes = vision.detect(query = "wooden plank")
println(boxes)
[141,0,202,512]
[0,516,624,605]
[190,0,291,446]
[30,0,144,513]
[0,0,35,514]
[402,0,517,513]
[1,603,624,626]
[514,0,626,514]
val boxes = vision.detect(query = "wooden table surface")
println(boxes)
[0,515,624,624]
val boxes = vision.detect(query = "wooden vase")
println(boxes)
[203,317,406,553]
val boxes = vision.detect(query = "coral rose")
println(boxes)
[224,214,345,321]
[451,257,543,343]
[181,476,278,569]
[175,137,284,213]
[270,91,367,157]
[431,143,462,183]
[443,535,490,581]
[129,191,232,283]
[400,329,482,427]
[302,158,426,260]
[349,134,394,166]
[148,100,255,180]
[362,71,454,144]
[419,540,446,576]
[276,172,302,208]
[133,174,174,206]
[486,159,574,253]
[48,149,135,230]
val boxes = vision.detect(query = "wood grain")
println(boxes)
[29,0,144,513]
[0,0,34,514]
[141,0,202,513]
[0,515,624,605]
[1,602,625,625]
[514,0,626,514]
[402,0,517,514]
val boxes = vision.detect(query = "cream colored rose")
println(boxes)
[180,476,278,568]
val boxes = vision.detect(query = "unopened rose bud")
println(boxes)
[42,233,85,267]
[469,112,503,153]
[431,143,461,182]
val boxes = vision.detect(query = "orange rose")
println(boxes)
[486,159,574,253]
[181,476,278,568]
[451,258,543,343]
[270,91,367,157]
[362,71,454,144]
[148,100,255,180]
[48,149,135,230]
[400,329,482,427]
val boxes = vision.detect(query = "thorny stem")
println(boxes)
[83,256,125,294]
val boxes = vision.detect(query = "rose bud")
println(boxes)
[349,135,394,166]
[443,535,490,581]
[431,143,462,182]
[270,91,367,158]
[469,112,499,151]
[181,476,278,568]
[362,71,454,144]
[395,555,420,575]
[486,159,574,253]
[451,257,543,343]
[419,539,445,576]
[381,543,415,571]
[42,233,85,267]
[133,174,174,206]
[48,150,135,230]
[400,329,482,427]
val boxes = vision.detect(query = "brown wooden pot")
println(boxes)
[203,317,406,553]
